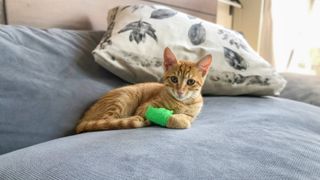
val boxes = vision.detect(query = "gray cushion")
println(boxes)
[1,25,320,179]
[0,97,320,179]
[0,25,125,154]
[280,73,320,107]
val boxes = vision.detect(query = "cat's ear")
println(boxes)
[197,54,212,76]
[163,47,178,71]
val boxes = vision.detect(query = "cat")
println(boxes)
[75,48,212,133]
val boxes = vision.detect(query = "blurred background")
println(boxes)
[1,0,319,75]
[270,0,320,75]
[219,0,320,76]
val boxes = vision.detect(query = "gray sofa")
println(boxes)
[0,25,320,180]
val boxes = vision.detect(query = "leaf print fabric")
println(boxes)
[118,20,157,44]
[121,5,155,12]
[218,29,249,51]
[150,9,177,19]
[188,23,206,45]
[224,47,247,70]
[211,72,270,86]
[93,4,286,96]
[99,7,119,48]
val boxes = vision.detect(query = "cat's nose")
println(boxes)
[177,91,184,96]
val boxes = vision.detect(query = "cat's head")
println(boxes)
[162,47,212,101]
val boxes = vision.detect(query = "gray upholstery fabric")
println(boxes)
[1,25,320,179]
[0,97,320,180]
[280,73,320,107]
[0,25,125,154]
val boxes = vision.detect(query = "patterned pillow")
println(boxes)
[93,4,286,96]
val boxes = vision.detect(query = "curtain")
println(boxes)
[259,0,274,66]
[269,0,320,74]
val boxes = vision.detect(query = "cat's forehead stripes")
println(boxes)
[177,62,192,79]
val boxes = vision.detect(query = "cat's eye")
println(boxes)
[170,76,178,83]
[187,79,195,85]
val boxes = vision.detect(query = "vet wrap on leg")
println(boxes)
[145,106,173,126]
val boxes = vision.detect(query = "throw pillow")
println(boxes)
[93,4,286,95]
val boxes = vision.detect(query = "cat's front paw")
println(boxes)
[166,114,191,129]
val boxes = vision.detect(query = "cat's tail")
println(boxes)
[75,116,148,133]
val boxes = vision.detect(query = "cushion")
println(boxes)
[0,25,126,155]
[93,4,287,96]
[280,73,320,107]
[1,96,320,179]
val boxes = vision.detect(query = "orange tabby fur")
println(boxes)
[76,48,212,133]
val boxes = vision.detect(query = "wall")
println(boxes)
[216,2,233,29]
[0,0,4,24]
[232,0,264,51]
[6,0,217,30]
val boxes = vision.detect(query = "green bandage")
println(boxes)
[145,106,173,127]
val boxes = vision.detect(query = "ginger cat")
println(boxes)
[76,48,212,133]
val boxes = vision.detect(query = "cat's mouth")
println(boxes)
[176,94,185,100]
[169,89,189,101]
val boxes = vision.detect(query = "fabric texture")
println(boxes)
[93,5,286,96]
[280,73,320,107]
[0,25,126,154]
[1,25,320,180]
[0,96,320,180]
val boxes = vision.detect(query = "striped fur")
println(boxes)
[76,48,212,133]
